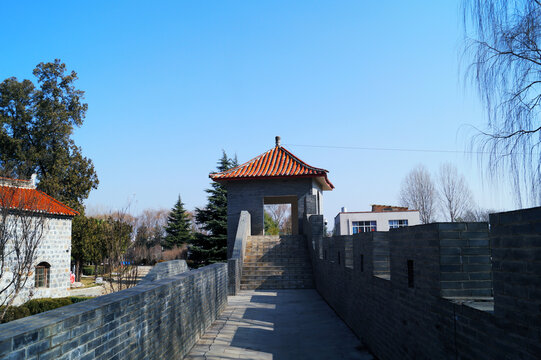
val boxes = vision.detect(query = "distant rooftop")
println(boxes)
[338,204,418,214]
[370,205,410,212]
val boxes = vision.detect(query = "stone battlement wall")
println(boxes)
[228,210,251,295]
[306,206,541,360]
[0,262,227,359]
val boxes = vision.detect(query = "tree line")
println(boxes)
[70,151,237,280]
[0,60,237,292]
[399,163,496,224]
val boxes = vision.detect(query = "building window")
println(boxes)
[352,221,376,233]
[389,219,408,229]
[35,262,51,288]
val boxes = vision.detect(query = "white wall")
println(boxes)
[0,216,72,306]
[335,211,421,235]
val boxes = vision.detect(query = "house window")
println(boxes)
[352,221,376,233]
[389,219,408,229]
[35,262,51,288]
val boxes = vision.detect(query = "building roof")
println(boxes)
[0,181,78,217]
[371,205,410,212]
[210,139,334,190]
[336,209,419,215]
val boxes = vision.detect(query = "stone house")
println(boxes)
[0,176,77,306]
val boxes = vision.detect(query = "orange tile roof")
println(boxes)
[0,185,78,216]
[210,145,334,190]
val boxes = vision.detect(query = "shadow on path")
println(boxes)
[186,290,373,360]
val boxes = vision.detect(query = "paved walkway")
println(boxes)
[186,290,373,360]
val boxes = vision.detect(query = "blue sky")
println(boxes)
[1,1,517,223]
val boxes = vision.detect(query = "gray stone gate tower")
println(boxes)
[210,137,334,257]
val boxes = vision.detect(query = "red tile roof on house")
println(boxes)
[210,143,334,190]
[0,183,78,217]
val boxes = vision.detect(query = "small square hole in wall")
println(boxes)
[407,260,414,288]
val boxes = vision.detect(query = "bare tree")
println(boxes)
[437,163,474,222]
[0,186,47,320]
[460,207,497,222]
[132,208,170,265]
[463,0,541,206]
[134,208,168,248]
[399,165,437,224]
[94,208,138,293]
[186,210,207,235]
[264,204,292,234]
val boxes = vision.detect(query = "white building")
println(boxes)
[0,176,77,305]
[334,205,421,235]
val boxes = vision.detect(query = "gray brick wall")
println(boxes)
[490,207,541,352]
[225,179,316,257]
[438,222,492,298]
[0,216,72,306]
[307,207,541,360]
[0,262,228,360]
[138,259,188,284]
[228,211,251,295]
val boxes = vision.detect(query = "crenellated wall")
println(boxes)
[306,206,541,360]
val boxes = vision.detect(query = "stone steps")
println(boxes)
[243,258,311,264]
[242,275,313,280]
[242,264,311,269]
[243,256,310,260]
[240,235,313,290]
[240,279,314,290]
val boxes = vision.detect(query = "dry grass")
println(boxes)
[161,245,187,261]
[79,276,99,288]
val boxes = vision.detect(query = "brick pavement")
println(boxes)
[185,290,373,360]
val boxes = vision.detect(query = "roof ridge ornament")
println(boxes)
[275,136,281,147]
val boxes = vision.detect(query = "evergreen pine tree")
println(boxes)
[264,212,280,235]
[163,196,193,249]
[192,151,236,266]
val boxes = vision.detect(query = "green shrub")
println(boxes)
[1,297,92,323]
[70,297,92,304]
[0,305,31,323]
[24,299,45,315]
[82,265,104,276]
[25,298,71,315]
[82,266,94,275]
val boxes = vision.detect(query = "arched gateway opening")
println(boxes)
[209,136,334,257]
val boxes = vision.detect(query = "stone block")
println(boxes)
[440,272,469,281]
[441,256,462,265]
[440,239,466,247]
[463,264,492,272]
[440,247,462,255]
